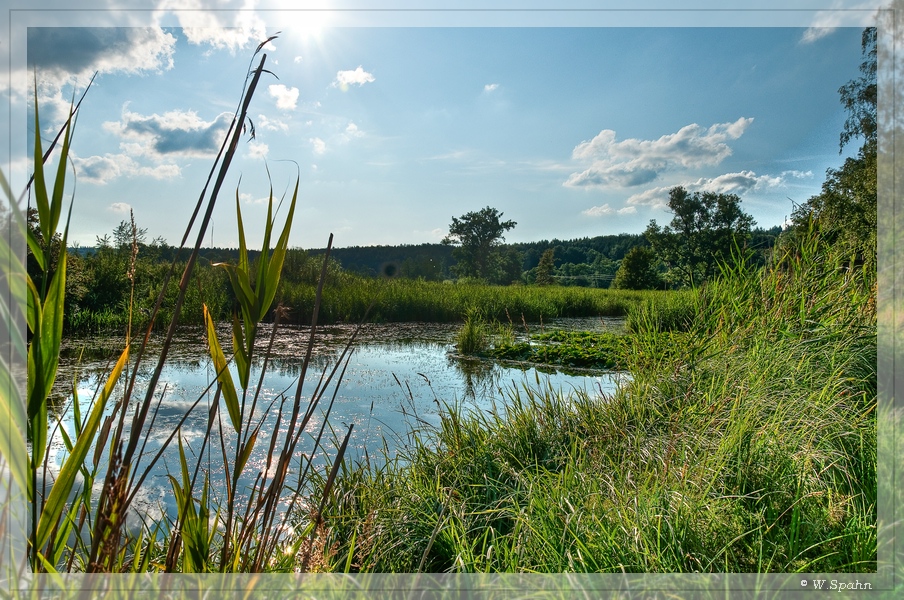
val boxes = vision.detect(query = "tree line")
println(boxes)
[38,28,875,328]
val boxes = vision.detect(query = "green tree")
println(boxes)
[838,27,876,152]
[645,187,754,287]
[490,246,524,285]
[442,206,516,281]
[791,27,876,269]
[534,248,556,286]
[612,246,662,290]
[112,218,147,250]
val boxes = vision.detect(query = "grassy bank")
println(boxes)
[312,238,877,573]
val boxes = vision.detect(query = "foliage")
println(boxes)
[790,27,877,271]
[838,27,877,152]
[59,231,230,333]
[442,206,517,282]
[612,245,663,290]
[488,330,629,370]
[645,187,755,288]
[533,248,556,286]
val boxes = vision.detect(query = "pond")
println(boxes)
[48,317,628,526]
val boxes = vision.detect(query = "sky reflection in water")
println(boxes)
[53,319,626,523]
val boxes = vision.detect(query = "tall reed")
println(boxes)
[15,36,364,576]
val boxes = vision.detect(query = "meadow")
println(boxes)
[315,240,878,573]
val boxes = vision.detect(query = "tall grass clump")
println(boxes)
[625,289,696,333]
[454,307,488,354]
[311,230,876,573]
[15,37,366,577]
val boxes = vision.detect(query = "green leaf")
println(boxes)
[235,428,258,476]
[35,346,128,555]
[48,114,73,240]
[30,397,47,485]
[0,355,27,494]
[204,304,241,433]
[230,312,249,391]
[25,276,39,336]
[258,179,298,320]
[35,240,67,411]
[217,263,255,319]
[32,90,50,241]
[236,191,250,275]
[26,228,46,272]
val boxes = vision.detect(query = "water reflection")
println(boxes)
[52,319,627,522]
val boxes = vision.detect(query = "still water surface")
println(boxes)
[52,318,626,522]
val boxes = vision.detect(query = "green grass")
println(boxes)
[63,259,680,334]
[312,235,877,573]
[276,277,676,325]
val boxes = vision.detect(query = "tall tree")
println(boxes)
[838,27,877,152]
[612,246,662,290]
[645,187,754,287]
[534,248,556,286]
[791,27,877,269]
[442,206,516,281]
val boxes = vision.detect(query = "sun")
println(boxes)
[277,9,333,44]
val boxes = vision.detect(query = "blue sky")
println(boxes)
[5,3,881,250]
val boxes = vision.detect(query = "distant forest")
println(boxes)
[302,226,783,287]
[72,225,783,289]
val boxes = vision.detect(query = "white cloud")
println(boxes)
[156,0,268,53]
[109,202,132,213]
[247,141,269,159]
[800,3,876,44]
[104,107,233,159]
[802,27,835,44]
[27,27,176,87]
[624,187,672,210]
[565,118,754,190]
[257,114,288,132]
[695,170,782,195]
[310,137,326,155]
[581,203,637,218]
[72,153,182,184]
[582,204,613,217]
[269,84,299,110]
[344,122,365,140]
[484,83,499,92]
[78,105,232,183]
[240,192,276,206]
[332,66,375,90]
[782,169,814,179]
[625,169,805,210]
[294,56,304,64]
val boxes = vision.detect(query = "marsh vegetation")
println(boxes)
[8,29,879,578]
